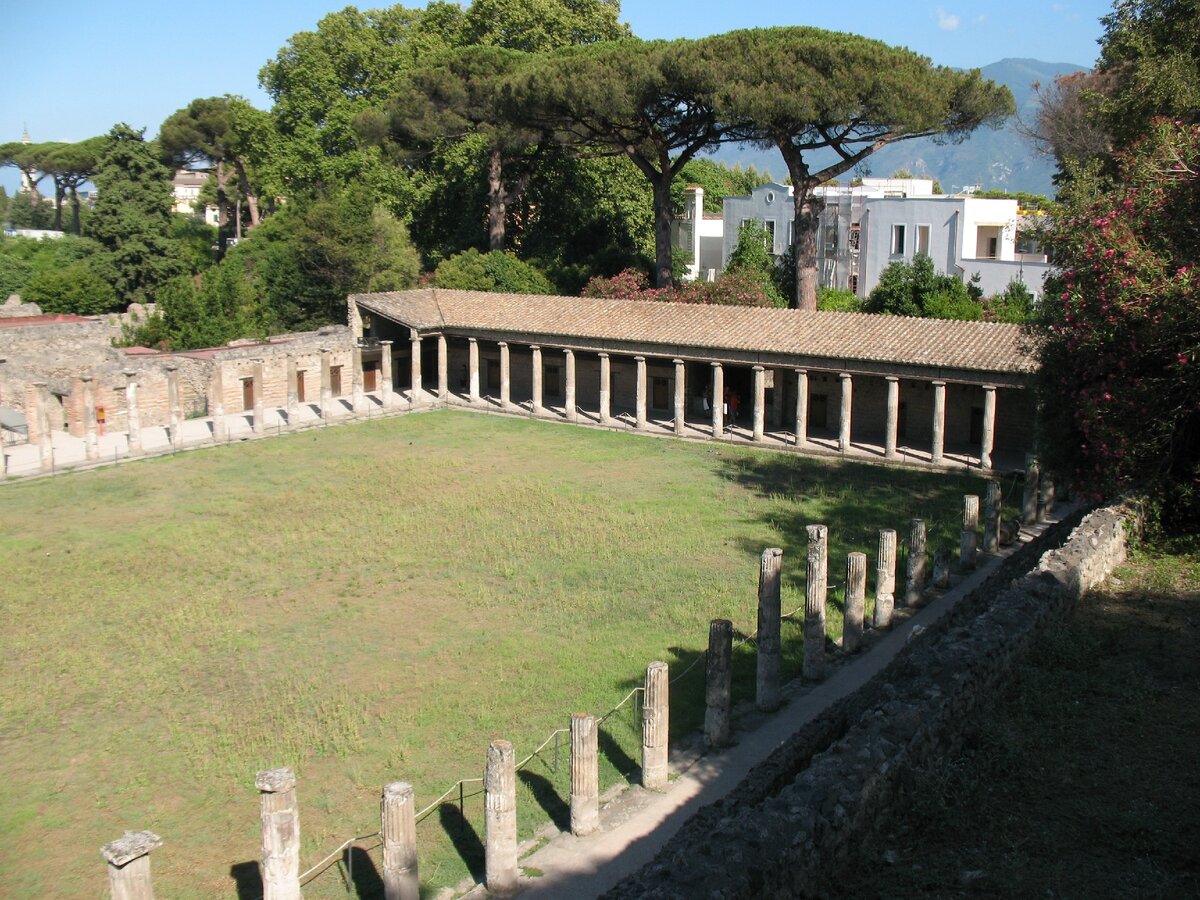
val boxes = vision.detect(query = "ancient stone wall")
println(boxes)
[602,503,1137,899]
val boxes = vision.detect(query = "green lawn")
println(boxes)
[0,410,984,898]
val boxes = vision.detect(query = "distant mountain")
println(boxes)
[707,58,1088,197]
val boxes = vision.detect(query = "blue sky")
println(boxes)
[2,1,1111,193]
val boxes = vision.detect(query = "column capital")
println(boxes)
[31,379,47,388]
[122,369,137,380]
[886,374,899,383]
[635,355,646,363]
[982,383,997,392]
[80,374,93,383]
[794,367,807,375]
[380,339,393,347]
[597,351,608,359]
[530,344,540,351]
[931,379,946,387]
[711,360,722,369]
[752,364,764,372]
[839,371,852,380]
[673,358,684,366]
[165,363,178,373]
[498,341,508,349]
[101,830,162,868]
[468,336,478,344]
[410,333,421,343]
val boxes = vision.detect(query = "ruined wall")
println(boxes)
[603,503,1137,899]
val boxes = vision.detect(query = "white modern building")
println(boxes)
[171,169,221,227]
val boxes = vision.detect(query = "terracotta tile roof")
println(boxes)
[351,289,1037,377]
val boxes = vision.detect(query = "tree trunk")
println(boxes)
[215,160,230,259]
[793,188,823,311]
[70,188,81,235]
[652,174,674,289]
[52,180,65,232]
[234,159,260,229]
[487,147,506,252]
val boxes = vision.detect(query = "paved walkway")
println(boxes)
[1,391,1020,479]
[490,512,1064,899]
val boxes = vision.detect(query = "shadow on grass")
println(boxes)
[230,861,261,899]
[598,725,640,782]
[439,802,485,883]
[518,769,570,832]
[345,845,384,899]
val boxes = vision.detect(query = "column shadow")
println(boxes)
[438,802,485,882]
[517,769,570,832]
[345,845,385,899]
[598,723,640,781]
[229,861,261,899]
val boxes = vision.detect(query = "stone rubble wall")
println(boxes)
[602,503,1137,899]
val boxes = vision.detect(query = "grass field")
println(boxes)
[834,535,1200,898]
[0,410,985,898]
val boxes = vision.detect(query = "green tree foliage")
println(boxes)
[5,191,56,229]
[864,255,983,320]
[0,186,8,223]
[1039,119,1200,527]
[41,137,104,234]
[671,158,771,214]
[698,27,1014,309]
[982,279,1035,323]
[21,261,117,315]
[724,219,784,306]
[816,287,864,312]
[459,0,629,51]
[0,254,32,297]
[434,248,554,293]
[0,233,107,299]
[86,124,183,306]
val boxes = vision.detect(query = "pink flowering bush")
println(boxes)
[1039,119,1200,527]
[581,267,784,307]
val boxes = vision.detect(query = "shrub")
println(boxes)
[21,261,117,315]
[817,287,864,312]
[433,249,554,295]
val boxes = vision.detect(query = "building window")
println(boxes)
[891,224,906,255]
[916,224,930,256]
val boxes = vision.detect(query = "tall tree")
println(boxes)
[42,137,103,234]
[459,0,629,51]
[699,27,1013,309]
[86,124,182,306]
[0,141,50,212]
[510,38,745,288]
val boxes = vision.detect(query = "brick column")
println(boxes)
[931,380,946,465]
[436,334,447,402]
[166,364,182,449]
[838,372,852,453]
[469,338,480,404]
[81,375,99,460]
[379,341,394,408]
[211,361,228,441]
[124,370,142,457]
[499,341,511,409]
[320,348,335,418]
[33,381,53,471]
[564,349,576,419]
[351,345,365,413]
[598,352,612,424]
[286,357,299,420]
[531,345,543,413]
[252,360,265,434]
[711,362,723,437]
[751,365,765,442]
[673,358,685,436]
[980,384,997,469]
[795,368,808,448]
[409,333,422,406]
[635,356,647,429]
[885,375,899,460]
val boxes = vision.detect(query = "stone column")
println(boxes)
[381,782,419,900]
[598,353,611,424]
[874,529,897,628]
[983,479,1002,553]
[436,334,448,402]
[379,341,394,408]
[211,362,228,441]
[81,375,99,460]
[256,767,301,900]
[634,356,647,430]
[885,376,899,460]
[843,552,867,653]
[166,364,182,449]
[286,357,299,420]
[564,349,576,419]
[751,365,766,442]
[711,362,724,437]
[980,384,997,469]
[905,518,927,605]
[124,370,142,457]
[320,348,334,419]
[641,661,669,790]
[704,619,733,748]
[409,334,423,406]
[961,494,980,569]
[101,830,161,900]
[838,372,852,453]
[569,713,599,837]
[795,368,809,448]
[933,548,952,588]
[33,382,53,471]
[1022,454,1040,525]
[1039,476,1056,522]
[803,524,828,681]
[499,342,511,410]
[484,740,518,895]
[351,345,365,413]
[469,339,480,404]
[756,547,783,712]
[673,358,686,436]
[931,380,946,465]
[252,360,265,434]
[531,345,543,413]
